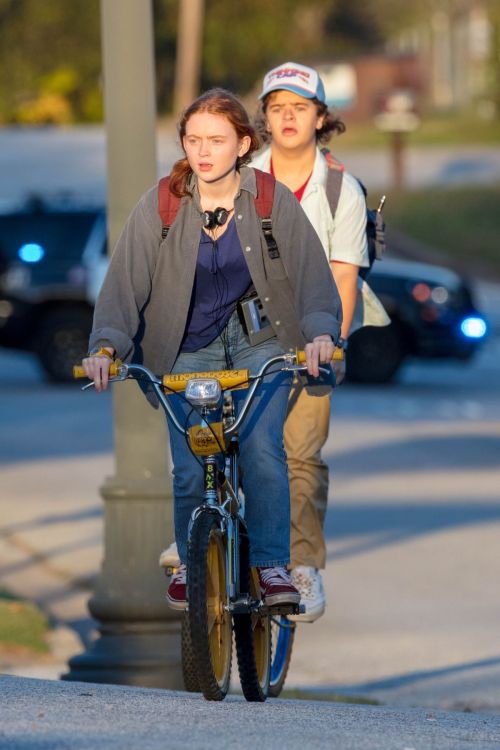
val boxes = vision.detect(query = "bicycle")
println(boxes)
[74,349,339,701]
[159,545,295,697]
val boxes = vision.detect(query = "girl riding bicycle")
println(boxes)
[82,88,342,611]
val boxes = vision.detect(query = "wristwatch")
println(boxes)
[336,337,348,351]
[87,346,114,360]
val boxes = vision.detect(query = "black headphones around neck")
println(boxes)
[202,206,230,230]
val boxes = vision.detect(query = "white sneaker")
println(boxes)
[288,566,326,623]
[159,541,180,569]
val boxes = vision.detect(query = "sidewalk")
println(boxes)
[0,450,111,679]
[1,281,500,710]
[2,374,500,711]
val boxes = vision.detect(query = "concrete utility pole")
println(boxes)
[64,0,183,689]
[173,0,205,113]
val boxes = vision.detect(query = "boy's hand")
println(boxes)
[304,335,335,377]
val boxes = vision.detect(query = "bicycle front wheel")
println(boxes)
[187,511,232,701]
[181,611,199,693]
[269,616,296,697]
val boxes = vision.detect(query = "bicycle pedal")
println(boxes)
[228,595,255,615]
[260,602,303,616]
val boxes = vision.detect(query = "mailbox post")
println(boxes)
[374,90,420,190]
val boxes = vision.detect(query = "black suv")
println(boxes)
[0,202,487,383]
[347,257,487,383]
[0,200,105,380]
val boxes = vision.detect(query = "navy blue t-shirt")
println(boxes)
[180,218,253,352]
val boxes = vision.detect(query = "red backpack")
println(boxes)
[157,168,280,259]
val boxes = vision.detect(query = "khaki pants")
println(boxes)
[284,381,330,569]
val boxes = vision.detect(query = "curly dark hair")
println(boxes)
[254,93,346,145]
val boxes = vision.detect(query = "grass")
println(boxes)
[0,587,50,655]
[339,110,500,149]
[384,183,500,278]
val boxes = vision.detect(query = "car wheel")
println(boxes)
[346,320,408,384]
[34,307,93,382]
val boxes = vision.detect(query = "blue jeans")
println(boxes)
[167,311,292,567]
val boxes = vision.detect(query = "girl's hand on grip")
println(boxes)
[82,355,112,392]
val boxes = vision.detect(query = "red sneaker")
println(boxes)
[166,563,187,610]
[257,566,300,607]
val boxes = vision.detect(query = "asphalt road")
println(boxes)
[1,676,500,750]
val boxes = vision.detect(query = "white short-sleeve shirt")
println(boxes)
[250,146,390,331]
[251,146,369,266]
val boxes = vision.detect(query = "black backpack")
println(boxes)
[321,147,386,280]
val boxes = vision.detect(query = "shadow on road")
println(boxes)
[325,501,500,561]
[331,433,500,474]
[337,655,500,694]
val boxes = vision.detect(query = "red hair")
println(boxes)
[169,88,260,198]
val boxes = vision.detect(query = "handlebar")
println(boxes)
[296,348,344,363]
[73,349,339,438]
[73,347,343,382]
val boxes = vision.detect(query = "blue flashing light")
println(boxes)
[18,243,45,263]
[460,316,487,339]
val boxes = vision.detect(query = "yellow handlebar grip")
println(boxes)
[296,347,344,363]
[73,362,121,379]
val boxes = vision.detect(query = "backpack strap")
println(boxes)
[158,175,181,239]
[158,169,280,259]
[321,147,344,219]
[254,169,280,259]
[321,147,385,279]
[254,169,275,218]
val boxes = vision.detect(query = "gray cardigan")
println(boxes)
[90,166,342,374]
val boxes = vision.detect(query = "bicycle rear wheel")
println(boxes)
[268,616,295,697]
[187,510,232,701]
[234,537,271,702]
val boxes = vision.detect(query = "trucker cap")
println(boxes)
[259,62,326,103]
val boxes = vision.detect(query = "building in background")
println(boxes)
[315,1,495,123]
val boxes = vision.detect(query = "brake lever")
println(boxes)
[285,364,333,376]
[81,374,127,391]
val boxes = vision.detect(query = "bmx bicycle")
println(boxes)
[74,349,339,701]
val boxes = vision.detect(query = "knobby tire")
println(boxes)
[187,511,232,701]
[181,611,200,692]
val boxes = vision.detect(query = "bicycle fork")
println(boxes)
[188,453,242,603]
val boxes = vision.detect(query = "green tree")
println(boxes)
[3,0,490,123]
[0,0,101,124]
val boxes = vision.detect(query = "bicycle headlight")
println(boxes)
[185,378,222,408]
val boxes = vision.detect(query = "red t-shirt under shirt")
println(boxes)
[270,160,312,203]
